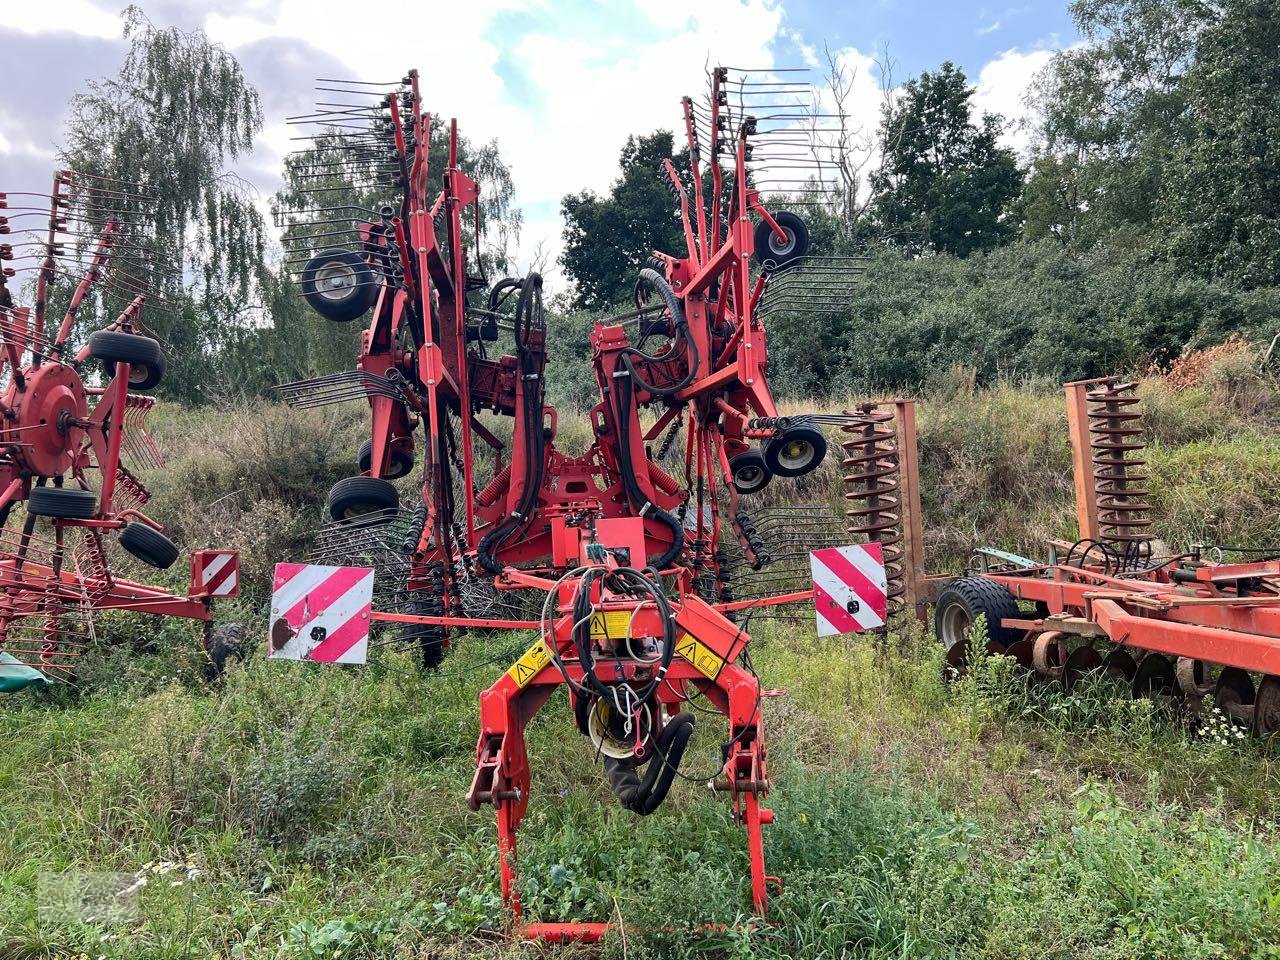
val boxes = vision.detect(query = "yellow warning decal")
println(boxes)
[675,633,725,681]
[507,638,554,688]
[588,610,635,640]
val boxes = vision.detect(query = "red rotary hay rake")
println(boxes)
[0,170,241,688]
[275,66,866,939]
[847,382,1280,737]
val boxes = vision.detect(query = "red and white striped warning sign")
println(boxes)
[268,563,374,664]
[809,543,888,636]
[193,551,239,597]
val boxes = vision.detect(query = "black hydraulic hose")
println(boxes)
[604,711,696,815]
[610,371,685,570]
[621,269,699,397]
[477,274,546,573]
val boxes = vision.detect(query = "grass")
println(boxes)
[3,349,1280,958]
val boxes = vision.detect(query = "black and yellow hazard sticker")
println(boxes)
[507,638,553,688]
[675,633,725,681]
[588,610,634,640]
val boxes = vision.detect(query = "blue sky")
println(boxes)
[0,1,1081,286]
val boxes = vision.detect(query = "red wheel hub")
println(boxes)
[1,362,88,477]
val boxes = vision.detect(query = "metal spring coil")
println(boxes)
[1085,379,1153,558]
[840,402,905,619]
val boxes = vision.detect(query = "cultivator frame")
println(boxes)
[275,64,877,939]
[0,170,240,684]
[867,378,1280,736]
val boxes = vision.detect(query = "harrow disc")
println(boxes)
[1101,648,1137,686]
[1214,667,1255,726]
[1253,676,1280,738]
[1131,653,1177,699]
[1061,644,1103,691]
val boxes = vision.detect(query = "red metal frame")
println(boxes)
[0,170,239,678]
[281,66,830,940]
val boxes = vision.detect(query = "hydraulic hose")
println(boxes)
[477,273,546,573]
[604,711,696,815]
[621,269,699,397]
[610,370,685,571]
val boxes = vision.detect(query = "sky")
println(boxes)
[0,1,1079,290]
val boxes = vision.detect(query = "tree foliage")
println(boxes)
[870,62,1022,257]
[59,6,266,401]
[560,131,688,311]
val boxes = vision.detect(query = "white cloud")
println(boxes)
[973,46,1054,155]
[3,0,122,39]
[976,20,1003,35]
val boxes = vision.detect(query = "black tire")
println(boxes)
[358,439,414,481]
[119,521,180,569]
[763,425,827,478]
[87,331,165,391]
[204,622,246,681]
[753,211,809,270]
[728,449,771,495]
[327,476,399,524]
[301,248,378,322]
[27,486,97,520]
[400,595,447,670]
[934,577,1021,651]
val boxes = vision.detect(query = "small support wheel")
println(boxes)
[27,486,97,520]
[1031,631,1067,680]
[399,595,448,670]
[358,439,414,480]
[728,449,771,495]
[762,424,827,478]
[934,577,1021,651]
[301,248,377,322]
[1175,657,1217,698]
[752,211,809,270]
[327,476,399,524]
[119,521,180,569]
[204,622,246,681]
[87,330,166,391]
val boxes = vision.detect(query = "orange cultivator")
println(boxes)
[861,380,1280,736]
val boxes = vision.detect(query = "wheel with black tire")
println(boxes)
[753,211,809,270]
[119,521,179,569]
[301,248,377,322]
[728,449,771,495]
[327,476,399,524]
[204,622,246,681]
[358,439,414,480]
[934,577,1021,651]
[763,424,827,478]
[400,595,447,670]
[27,486,97,520]
[87,331,166,391]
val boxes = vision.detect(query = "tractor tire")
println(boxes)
[728,449,771,494]
[301,248,378,322]
[87,330,166,391]
[400,595,447,670]
[204,622,246,681]
[763,424,827,478]
[119,521,180,569]
[27,486,97,520]
[327,476,399,524]
[358,439,414,480]
[753,211,809,270]
[934,577,1021,651]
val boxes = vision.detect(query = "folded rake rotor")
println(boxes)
[0,170,240,685]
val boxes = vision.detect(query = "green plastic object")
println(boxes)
[0,652,50,693]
